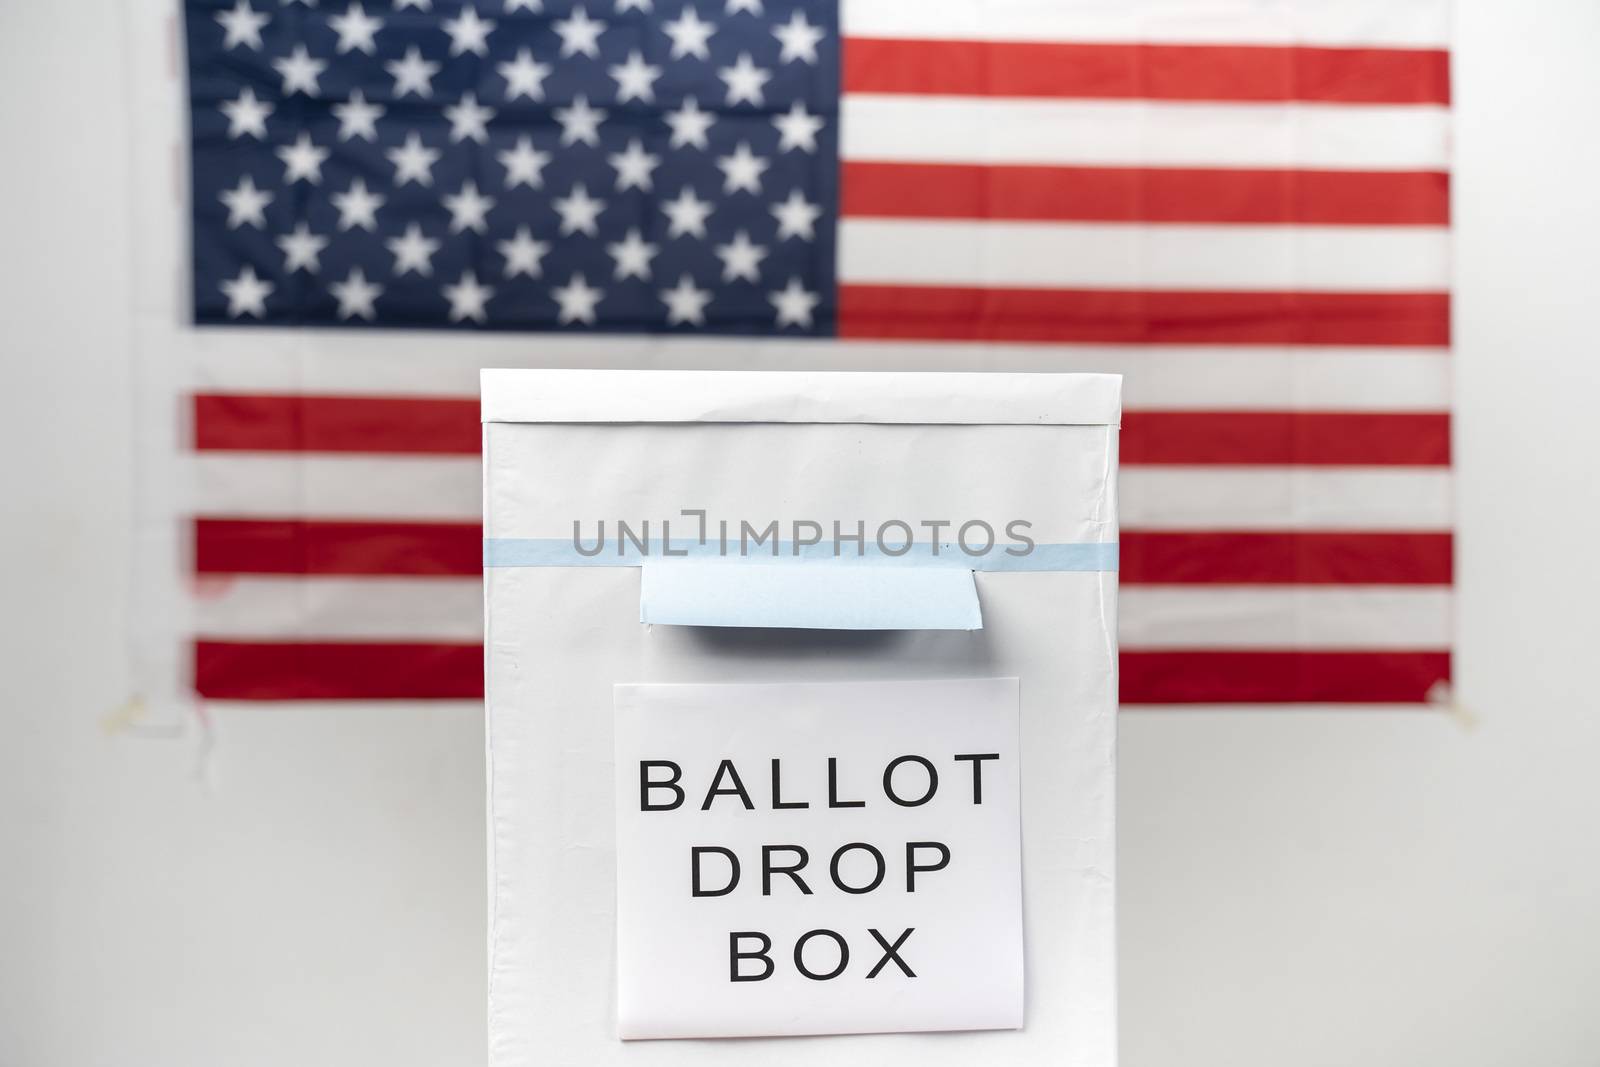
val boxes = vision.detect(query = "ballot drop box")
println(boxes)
[483,369,1120,1066]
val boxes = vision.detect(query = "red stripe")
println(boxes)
[1120,650,1450,704]
[1122,411,1450,466]
[841,162,1449,226]
[1121,531,1453,585]
[193,395,1449,466]
[195,518,482,576]
[193,394,480,454]
[191,641,1446,704]
[838,286,1450,346]
[194,640,484,700]
[194,522,1453,585]
[843,39,1450,104]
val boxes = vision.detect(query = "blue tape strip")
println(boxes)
[483,537,1117,572]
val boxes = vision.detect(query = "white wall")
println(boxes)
[3,1,1597,1064]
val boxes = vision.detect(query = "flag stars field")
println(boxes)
[192,0,838,331]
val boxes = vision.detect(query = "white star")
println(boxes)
[718,52,769,106]
[216,0,269,49]
[328,1,382,53]
[660,274,712,325]
[662,6,714,59]
[553,183,605,236]
[443,5,495,56]
[504,0,540,10]
[725,0,761,14]
[276,131,328,183]
[445,93,494,143]
[497,48,551,100]
[272,43,326,95]
[554,94,606,146]
[220,175,273,228]
[714,229,767,282]
[329,267,383,320]
[443,180,495,233]
[394,0,431,7]
[496,227,550,278]
[607,139,659,191]
[443,271,494,323]
[661,187,713,239]
[386,131,440,186]
[606,228,657,280]
[664,96,714,149]
[553,5,606,57]
[220,265,273,318]
[608,50,661,103]
[497,135,551,188]
[771,188,821,241]
[386,222,440,276]
[552,273,603,324]
[220,87,272,138]
[772,10,823,64]
[332,91,383,140]
[716,141,768,194]
[769,276,819,328]
[386,46,440,97]
[773,99,823,152]
[615,0,651,10]
[330,177,384,230]
[276,221,328,272]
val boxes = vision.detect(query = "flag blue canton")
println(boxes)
[185,0,839,333]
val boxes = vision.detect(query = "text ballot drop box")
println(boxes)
[484,370,1120,1066]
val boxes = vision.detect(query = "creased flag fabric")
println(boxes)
[177,0,1453,706]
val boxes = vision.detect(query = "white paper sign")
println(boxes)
[612,677,1024,1040]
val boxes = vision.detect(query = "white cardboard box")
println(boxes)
[484,369,1120,1065]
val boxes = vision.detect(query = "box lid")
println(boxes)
[481,369,1121,426]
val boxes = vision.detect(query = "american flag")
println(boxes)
[177,0,1452,706]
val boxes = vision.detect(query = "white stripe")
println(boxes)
[1120,467,1452,530]
[1107,348,1450,411]
[192,456,1452,531]
[842,96,1451,171]
[842,0,1451,48]
[1120,587,1452,649]
[839,219,1449,292]
[192,455,483,520]
[192,578,1452,649]
[182,337,1450,412]
[194,577,483,641]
